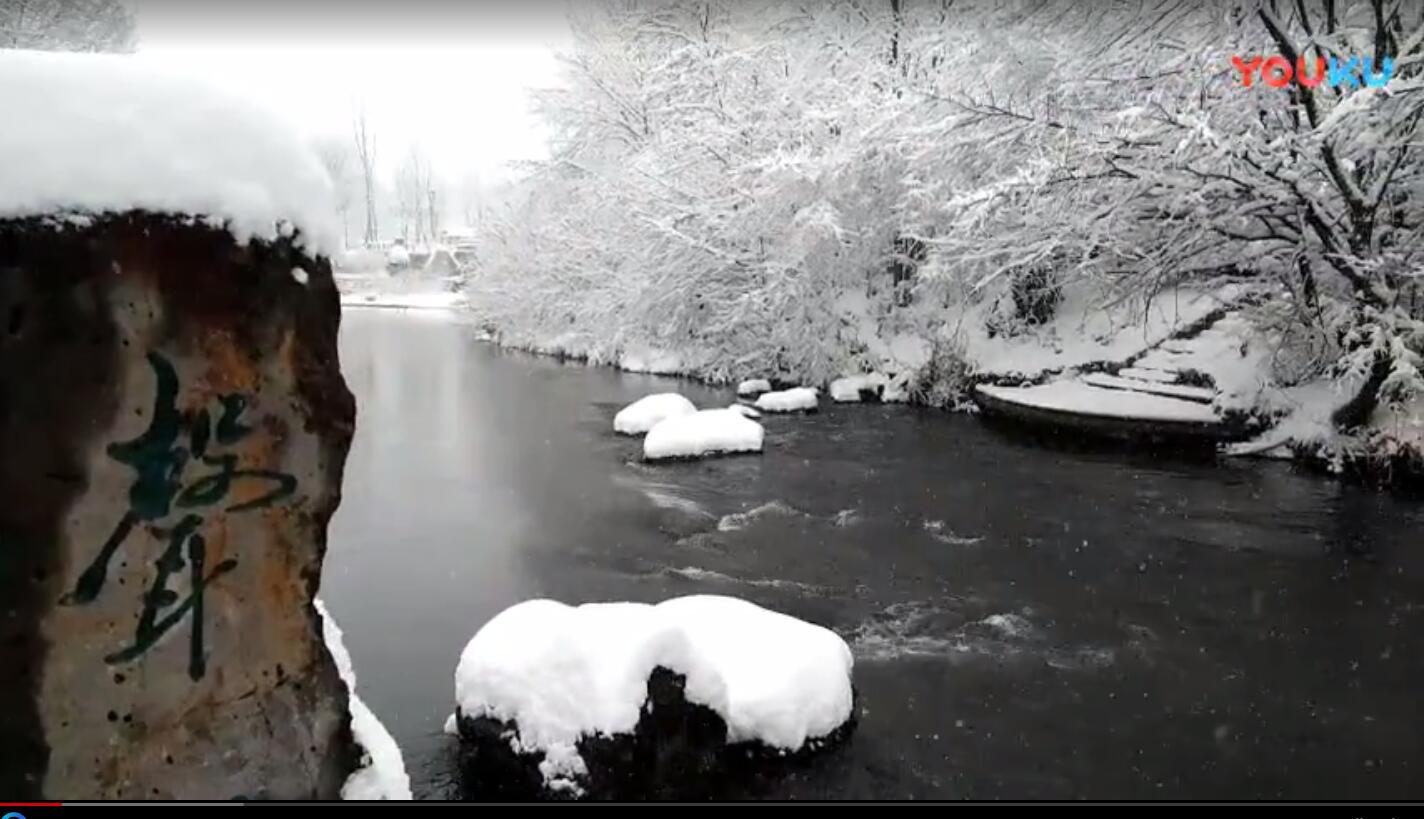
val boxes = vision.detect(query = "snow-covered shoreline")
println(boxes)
[326,267,1424,488]
[458,312,1422,488]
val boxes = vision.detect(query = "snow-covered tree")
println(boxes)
[469,0,1424,466]
[315,138,357,249]
[908,1,1424,422]
[352,109,380,246]
[395,146,436,245]
[0,0,136,53]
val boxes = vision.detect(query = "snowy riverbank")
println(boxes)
[462,279,1423,488]
[333,268,1421,486]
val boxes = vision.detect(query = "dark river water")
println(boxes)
[320,308,1424,800]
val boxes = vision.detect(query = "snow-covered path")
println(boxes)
[972,308,1259,443]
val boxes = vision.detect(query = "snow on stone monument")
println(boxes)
[0,50,379,799]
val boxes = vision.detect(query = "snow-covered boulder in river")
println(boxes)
[736,378,772,397]
[643,408,764,460]
[450,595,855,799]
[614,393,697,435]
[754,387,819,413]
[830,374,889,403]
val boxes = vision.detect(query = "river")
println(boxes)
[320,308,1424,800]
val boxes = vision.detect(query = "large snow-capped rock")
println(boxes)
[1,53,361,799]
[754,387,819,413]
[0,49,339,255]
[451,596,855,799]
[643,408,764,460]
[614,393,697,435]
[1,212,360,799]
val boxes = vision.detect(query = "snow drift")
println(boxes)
[316,600,412,801]
[0,50,339,255]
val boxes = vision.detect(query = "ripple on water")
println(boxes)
[661,565,832,596]
[611,474,717,520]
[922,519,984,545]
[716,500,807,532]
[849,601,1115,669]
[642,487,714,519]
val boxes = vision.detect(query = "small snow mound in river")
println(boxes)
[830,374,888,403]
[614,393,697,435]
[644,408,763,460]
[727,403,762,419]
[737,378,772,396]
[453,595,854,794]
[754,387,818,413]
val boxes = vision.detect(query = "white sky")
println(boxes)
[129,0,571,184]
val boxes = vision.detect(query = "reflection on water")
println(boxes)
[322,309,1424,799]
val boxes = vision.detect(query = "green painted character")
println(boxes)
[64,352,296,680]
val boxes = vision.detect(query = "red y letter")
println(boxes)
[1232,55,1263,87]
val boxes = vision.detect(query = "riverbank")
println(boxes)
[448,280,1424,491]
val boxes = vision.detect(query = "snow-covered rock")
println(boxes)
[736,379,772,397]
[829,374,889,403]
[754,387,818,413]
[621,349,684,375]
[614,393,698,435]
[0,50,339,256]
[316,600,412,801]
[644,408,764,460]
[452,595,855,798]
[727,403,761,419]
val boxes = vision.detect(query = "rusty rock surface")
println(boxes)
[0,212,359,799]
